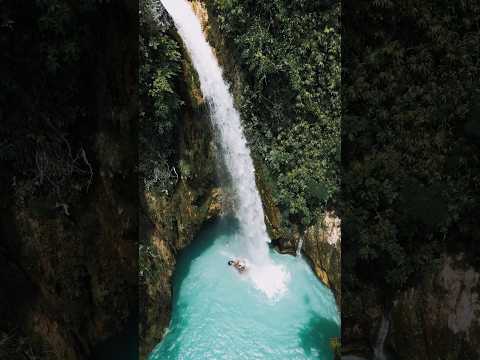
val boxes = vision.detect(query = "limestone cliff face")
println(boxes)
[139,186,224,359]
[269,207,342,307]
[139,41,228,358]
[254,161,341,304]
[390,254,480,360]
[342,254,480,360]
[303,213,341,303]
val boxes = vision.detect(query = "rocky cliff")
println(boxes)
[138,39,228,358]
[254,162,341,304]
[139,2,341,358]
[390,254,480,360]
[342,253,480,360]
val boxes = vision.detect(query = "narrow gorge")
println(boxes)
[139,0,341,359]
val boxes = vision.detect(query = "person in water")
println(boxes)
[228,259,246,273]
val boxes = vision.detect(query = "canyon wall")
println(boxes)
[139,2,341,358]
[138,37,227,357]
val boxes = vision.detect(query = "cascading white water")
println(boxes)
[159,0,289,298]
[373,315,390,360]
[296,237,304,257]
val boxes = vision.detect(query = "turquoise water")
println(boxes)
[150,218,340,360]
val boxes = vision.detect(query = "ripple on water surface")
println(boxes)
[149,218,340,360]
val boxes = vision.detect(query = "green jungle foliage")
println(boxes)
[139,0,183,195]
[342,0,480,304]
[139,0,183,285]
[207,0,341,227]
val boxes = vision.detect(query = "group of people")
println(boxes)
[228,259,246,273]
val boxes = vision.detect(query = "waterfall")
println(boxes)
[159,0,289,298]
[296,237,304,257]
[341,315,390,360]
[373,315,390,360]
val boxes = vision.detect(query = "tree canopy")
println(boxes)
[207,0,341,227]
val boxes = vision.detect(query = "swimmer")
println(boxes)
[228,259,247,273]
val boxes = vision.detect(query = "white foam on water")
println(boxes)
[248,262,291,300]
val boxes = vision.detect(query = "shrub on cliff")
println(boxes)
[139,0,183,195]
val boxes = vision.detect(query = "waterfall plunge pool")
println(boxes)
[149,217,340,360]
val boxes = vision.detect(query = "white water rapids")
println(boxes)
[160,0,289,299]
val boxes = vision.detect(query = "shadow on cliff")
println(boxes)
[171,216,239,302]
[90,314,138,360]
